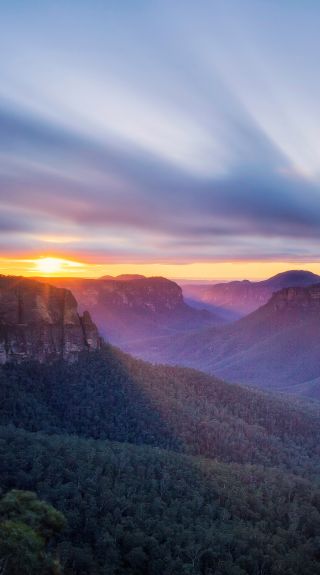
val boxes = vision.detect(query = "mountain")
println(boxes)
[261,269,320,289]
[0,276,100,363]
[182,269,320,318]
[36,275,222,345]
[2,345,320,470]
[127,284,320,398]
[100,273,146,281]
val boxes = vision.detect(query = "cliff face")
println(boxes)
[50,276,186,314]
[0,276,101,363]
[95,276,185,313]
[34,275,221,346]
[271,285,320,310]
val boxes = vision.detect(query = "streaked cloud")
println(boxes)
[1,0,320,271]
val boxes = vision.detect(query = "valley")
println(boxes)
[1,273,320,574]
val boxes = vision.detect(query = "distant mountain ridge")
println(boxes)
[261,270,320,288]
[182,270,320,318]
[36,275,222,345]
[100,274,146,281]
[0,276,101,363]
[127,282,320,399]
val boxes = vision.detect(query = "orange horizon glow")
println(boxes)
[1,256,320,282]
[35,257,83,276]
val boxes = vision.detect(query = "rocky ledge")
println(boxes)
[0,276,101,363]
[271,284,320,310]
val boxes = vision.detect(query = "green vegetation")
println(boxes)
[0,489,65,574]
[1,345,320,573]
[1,427,320,575]
[1,346,319,473]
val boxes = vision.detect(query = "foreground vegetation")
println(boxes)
[1,346,320,573]
[1,427,320,575]
[0,489,65,574]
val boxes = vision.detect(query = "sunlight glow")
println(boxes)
[4,258,316,281]
[34,257,83,276]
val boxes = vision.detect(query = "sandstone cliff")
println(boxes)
[272,284,320,310]
[34,275,220,345]
[0,276,101,363]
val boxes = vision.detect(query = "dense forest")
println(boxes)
[1,345,320,573]
[1,346,320,473]
[0,488,65,574]
[1,427,320,574]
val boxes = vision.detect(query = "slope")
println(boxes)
[1,345,320,473]
[127,284,320,398]
[1,426,320,575]
[182,270,320,318]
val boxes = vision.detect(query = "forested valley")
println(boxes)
[1,345,320,574]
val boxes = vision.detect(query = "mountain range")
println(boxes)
[128,282,320,399]
[3,271,320,401]
[6,269,316,400]
[182,270,320,318]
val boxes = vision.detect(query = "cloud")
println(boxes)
[1,0,320,264]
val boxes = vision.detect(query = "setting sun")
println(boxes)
[34,257,83,276]
[36,257,64,275]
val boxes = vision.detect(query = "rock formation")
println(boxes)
[34,275,221,345]
[272,284,320,310]
[0,276,101,363]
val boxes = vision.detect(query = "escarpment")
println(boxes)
[0,276,101,363]
[271,284,320,310]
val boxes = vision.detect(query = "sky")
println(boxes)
[1,0,320,279]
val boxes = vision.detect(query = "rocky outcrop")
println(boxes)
[272,284,320,310]
[34,275,221,345]
[97,276,185,313]
[0,276,101,363]
[73,276,185,313]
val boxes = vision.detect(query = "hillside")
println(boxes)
[130,284,320,398]
[0,276,100,363]
[1,426,320,575]
[1,332,320,572]
[35,276,221,345]
[182,270,320,318]
[1,345,320,473]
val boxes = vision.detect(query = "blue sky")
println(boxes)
[1,0,320,276]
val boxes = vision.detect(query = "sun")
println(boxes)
[34,256,84,276]
[35,257,65,275]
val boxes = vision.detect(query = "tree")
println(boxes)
[0,490,66,575]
